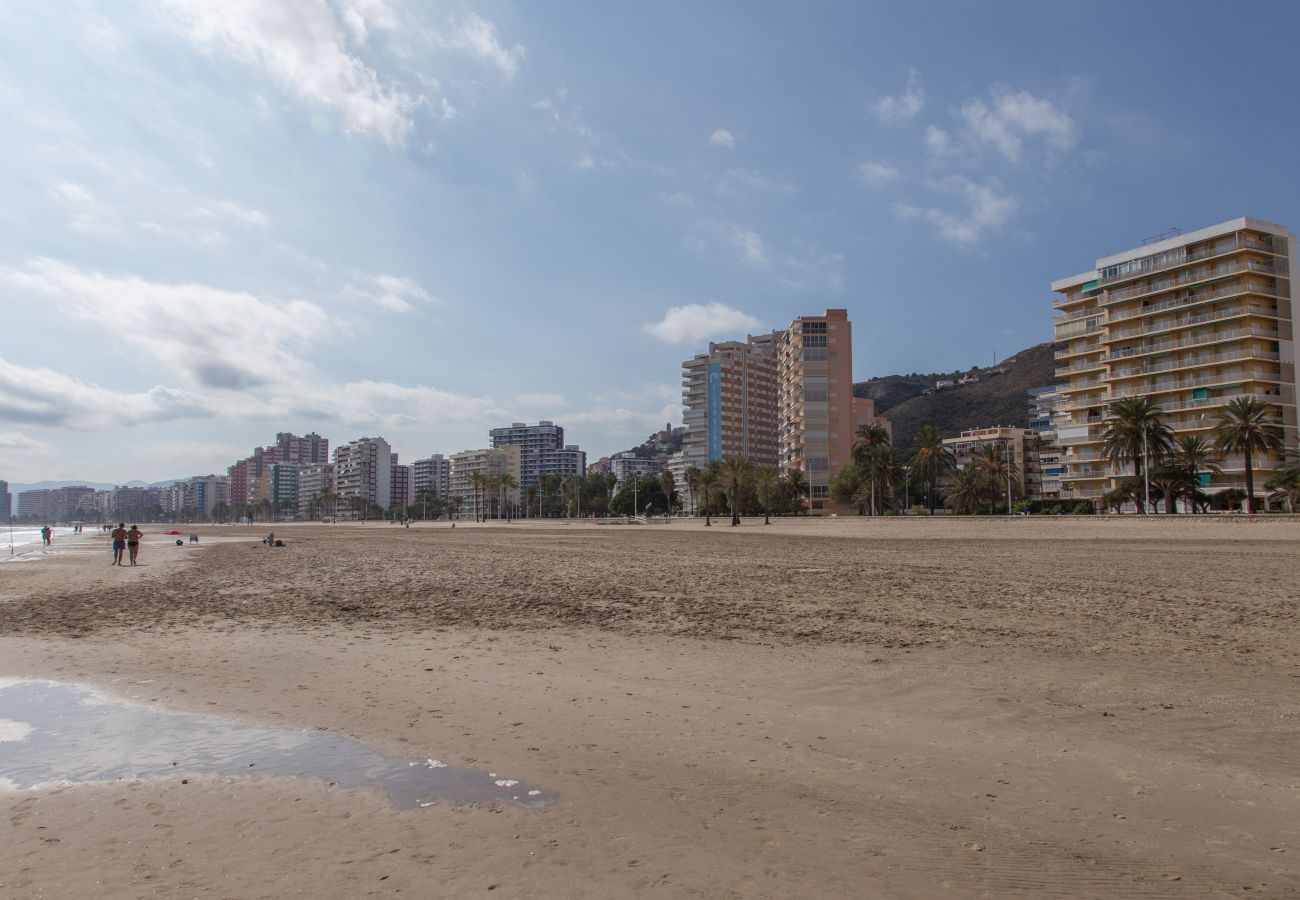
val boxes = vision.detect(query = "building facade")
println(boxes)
[681,333,780,471]
[333,437,393,517]
[449,446,522,520]
[412,454,451,499]
[488,421,586,488]
[275,432,330,466]
[390,458,413,512]
[777,309,889,511]
[296,463,335,518]
[17,486,97,523]
[1052,217,1298,502]
[0,480,11,520]
[942,427,1056,503]
[609,452,662,487]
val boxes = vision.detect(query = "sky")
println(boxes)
[3,0,1300,484]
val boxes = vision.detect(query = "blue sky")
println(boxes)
[2,0,1299,483]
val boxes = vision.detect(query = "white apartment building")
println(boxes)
[412,454,452,498]
[333,436,393,517]
[610,452,662,487]
[296,463,335,518]
[489,421,586,488]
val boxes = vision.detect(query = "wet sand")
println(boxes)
[1,518,1297,898]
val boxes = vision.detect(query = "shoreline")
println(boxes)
[1,519,1296,897]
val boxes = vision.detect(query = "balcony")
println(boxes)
[1108,279,1282,323]
[1054,356,1109,377]
[1112,367,1283,399]
[1107,324,1282,360]
[1107,303,1282,341]
[1055,341,1104,361]
[1108,348,1280,380]
[1055,319,1105,340]
[1102,257,1286,306]
[1098,233,1282,287]
[1053,304,1104,324]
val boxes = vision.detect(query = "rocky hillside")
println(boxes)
[854,342,1056,447]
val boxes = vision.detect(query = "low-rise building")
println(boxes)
[610,452,661,487]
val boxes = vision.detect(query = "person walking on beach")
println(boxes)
[41,525,51,546]
[110,522,127,566]
[126,524,143,566]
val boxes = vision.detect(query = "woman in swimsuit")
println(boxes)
[126,525,143,566]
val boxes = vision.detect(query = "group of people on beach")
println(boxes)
[110,523,143,566]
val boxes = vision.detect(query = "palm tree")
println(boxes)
[852,423,894,515]
[696,467,718,526]
[1100,396,1174,513]
[684,466,702,516]
[659,470,676,516]
[783,468,808,515]
[1169,434,1221,513]
[1264,459,1300,512]
[498,474,518,522]
[829,463,868,515]
[1147,464,1189,514]
[1213,395,1284,514]
[468,472,488,522]
[722,457,751,526]
[910,425,955,514]
[756,465,779,525]
[943,467,983,515]
[972,443,1020,513]
[446,495,463,519]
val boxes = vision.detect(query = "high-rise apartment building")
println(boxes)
[17,486,97,523]
[275,432,330,466]
[449,446,521,520]
[1052,217,1298,502]
[777,309,889,511]
[334,437,393,516]
[412,454,451,498]
[297,463,335,517]
[609,452,662,487]
[681,333,780,469]
[488,421,586,488]
[265,463,302,516]
[0,480,11,519]
[391,456,413,511]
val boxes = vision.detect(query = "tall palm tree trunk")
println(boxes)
[1244,449,1255,515]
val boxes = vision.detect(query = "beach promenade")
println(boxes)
[1,518,1296,898]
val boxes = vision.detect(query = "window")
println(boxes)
[803,321,827,334]
[803,348,828,361]
[810,485,829,498]
[802,334,827,347]
[805,457,829,472]
[804,389,828,401]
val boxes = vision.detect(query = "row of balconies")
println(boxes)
[1102,256,1286,307]
[1108,279,1282,323]
[1111,366,1282,398]
[1107,324,1283,361]
[1108,348,1280,380]
[1107,302,1281,341]
[1097,232,1281,287]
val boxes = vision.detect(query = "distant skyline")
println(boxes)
[4,1,1300,482]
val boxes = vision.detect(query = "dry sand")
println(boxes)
[1,517,1297,898]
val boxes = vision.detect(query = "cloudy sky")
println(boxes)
[3,1,1299,483]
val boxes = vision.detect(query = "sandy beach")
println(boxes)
[1,518,1297,898]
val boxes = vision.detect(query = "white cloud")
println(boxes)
[642,302,761,345]
[709,128,735,148]
[4,258,329,390]
[343,273,437,313]
[874,68,924,123]
[0,358,212,429]
[159,0,417,147]
[729,228,768,266]
[894,177,1019,247]
[957,85,1078,163]
[856,160,900,186]
[49,181,93,205]
[0,432,46,452]
[719,168,795,194]
[925,125,954,157]
[514,391,567,408]
[187,199,270,229]
[441,13,525,79]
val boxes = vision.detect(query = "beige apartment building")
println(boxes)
[1052,217,1298,501]
[777,309,889,511]
[681,333,780,470]
[941,426,1055,501]
[449,446,521,520]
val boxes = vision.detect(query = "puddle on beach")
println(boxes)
[0,680,552,810]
